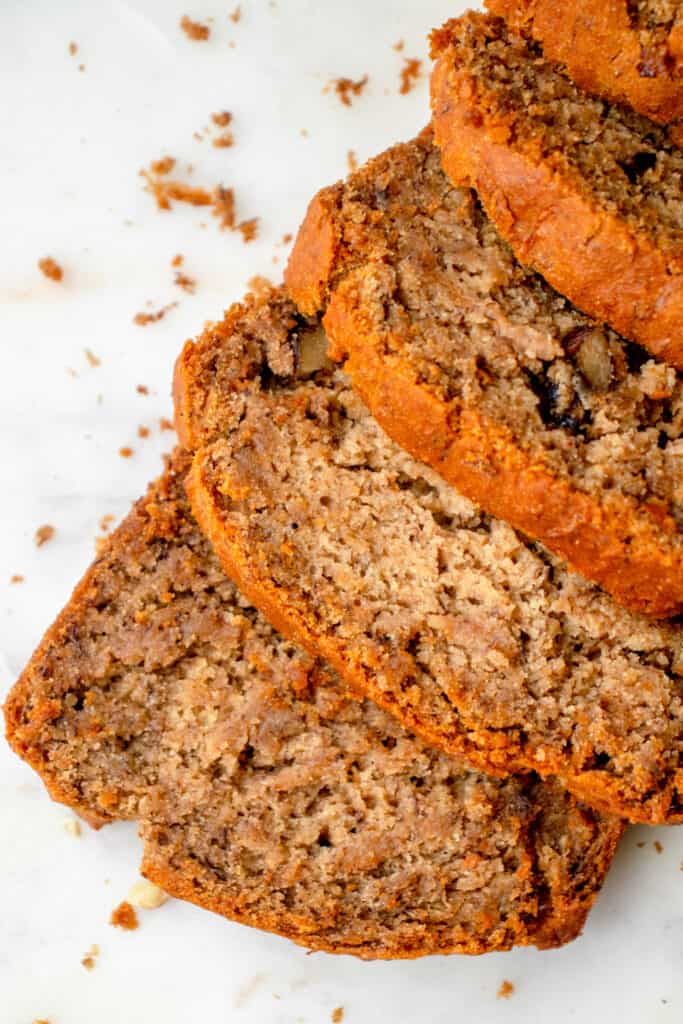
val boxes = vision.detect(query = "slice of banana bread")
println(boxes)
[284,133,683,619]
[4,451,620,957]
[486,0,683,131]
[179,288,683,824]
[430,12,683,370]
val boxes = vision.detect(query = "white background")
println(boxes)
[1,2,682,1021]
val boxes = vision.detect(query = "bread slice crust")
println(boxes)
[285,133,683,619]
[5,450,620,957]
[430,12,683,371]
[486,0,683,130]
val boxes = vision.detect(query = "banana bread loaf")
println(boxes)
[4,451,620,957]
[178,288,683,824]
[486,0,683,131]
[430,12,683,370]
[284,133,683,619]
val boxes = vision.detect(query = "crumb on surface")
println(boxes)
[399,58,422,95]
[151,156,176,176]
[159,417,174,432]
[174,270,196,293]
[654,840,664,853]
[35,525,55,548]
[32,1019,50,1024]
[133,302,177,326]
[119,447,134,459]
[332,1009,344,1023]
[213,185,236,229]
[237,217,258,243]
[229,5,241,22]
[142,172,214,211]
[326,75,368,107]
[636,841,646,848]
[212,131,234,148]
[78,63,85,72]
[136,384,149,395]
[68,41,78,55]
[110,901,139,931]
[38,257,63,282]
[347,149,358,173]
[393,39,404,52]
[281,232,292,245]
[81,944,100,971]
[497,980,515,1000]
[63,818,81,837]
[138,425,150,439]
[180,14,210,40]
[171,253,183,267]
[84,347,100,367]
[10,574,24,584]
[211,110,232,127]
[99,514,115,532]
[128,878,168,909]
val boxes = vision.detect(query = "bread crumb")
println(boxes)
[99,514,115,533]
[213,185,236,229]
[84,347,100,367]
[174,270,196,293]
[171,253,184,268]
[10,574,24,584]
[33,1019,50,1024]
[142,173,214,212]
[180,15,210,40]
[136,384,149,395]
[110,901,139,931]
[237,218,259,243]
[78,63,85,72]
[393,39,404,52]
[68,41,78,55]
[138,425,150,439]
[248,275,274,298]
[229,5,241,22]
[347,150,358,173]
[497,980,515,1000]
[399,58,422,95]
[128,878,168,909]
[211,110,232,127]
[326,75,368,107]
[63,818,81,837]
[637,841,646,848]
[213,131,234,148]
[133,302,177,326]
[159,417,174,432]
[38,257,63,282]
[331,1009,344,1023]
[35,525,55,547]
[81,944,100,970]
[654,840,664,853]
[281,232,292,245]
[151,156,176,176]
[119,447,134,458]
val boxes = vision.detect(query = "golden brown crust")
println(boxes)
[322,282,683,619]
[430,27,683,372]
[285,161,683,619]
[186,452,682,824]
[486,0,683,127]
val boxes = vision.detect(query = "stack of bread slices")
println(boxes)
[8,1,683,959]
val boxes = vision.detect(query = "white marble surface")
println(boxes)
[1,1,683,1021]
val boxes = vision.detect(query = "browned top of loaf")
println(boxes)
[181,289,683,825]
[284,132,683,618]
[3,450,619,957]
[430,12,683,370]
[486,0,683,128]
